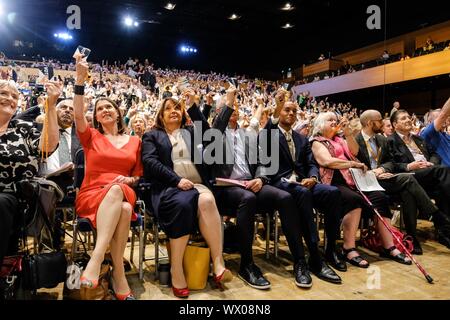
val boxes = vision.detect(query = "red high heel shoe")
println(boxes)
[80,276,99,289]
[213,269,233,289]
[110,277,136,300]
[172,286,189,298]
[114,291,136,300]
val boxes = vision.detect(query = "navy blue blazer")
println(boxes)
[141,104,229,215]
[263,118,319,184]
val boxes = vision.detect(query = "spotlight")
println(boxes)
[193,49,197,53]
[281,3,294,11]
[165,3,176,10]
[0,3,3,16]
[134,21,139,27]
[189,48,193,52]
[124,16,133,27]
[54,32,73,40]
[228,13,240,20]
[281,23,294,29]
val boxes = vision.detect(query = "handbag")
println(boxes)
[21,251,67,290]
[183,243,211,290]
[0,255,23,300]
[361,225,414,254]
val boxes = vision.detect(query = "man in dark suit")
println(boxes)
[206,94,324,289]
[388,110,450,248]
[356,110,450,253]
[261,91,343,287]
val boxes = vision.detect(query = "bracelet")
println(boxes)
[74,85,85,96]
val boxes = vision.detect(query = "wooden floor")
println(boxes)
[37,219,450,300]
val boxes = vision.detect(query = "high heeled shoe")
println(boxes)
[110,277,136,300]
[213,269,233,289]
[172,286,189,298]
[80,276,99,289]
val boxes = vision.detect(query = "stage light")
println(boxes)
[193,49,197,53]
[0,3,3,16]
[124,16,133,27]
[281,3,294,11]
[228,13,240,20]
[134,21,139,27]
[54,32,73,40]
[165,3,176,10]
[281,23,294,29]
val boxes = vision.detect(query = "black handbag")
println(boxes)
[21,252,67,290]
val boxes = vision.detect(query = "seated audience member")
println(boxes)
[356,110,450,253]
[420,98,450,167]
[0,79,60,265]
[141,91,232,298]
[129,113,147,139]
[423,37,435,51]
[262,91,344,287]
[311,112,412,265]
[388,109,450,247]
[381,50,390,61]
[382,118,393,137]
[73,56,143,300]
[318,53,326,61]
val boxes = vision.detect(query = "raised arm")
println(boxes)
[74,54,90,134]
[38,81,62,153]
[434,97,450,131]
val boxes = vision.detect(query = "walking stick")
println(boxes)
[357,188,434,284]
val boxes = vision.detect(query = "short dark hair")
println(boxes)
[153,98,188,130]
[390,109,409,125]
[93,97,125,134]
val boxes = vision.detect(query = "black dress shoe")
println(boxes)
[238,263,271,290]
[436,230,450,249]
[411,236,423,255]
[325,251,347,272]
[309,260,342,284]
[294,260,312,288]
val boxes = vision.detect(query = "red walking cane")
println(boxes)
[357,189,434,284]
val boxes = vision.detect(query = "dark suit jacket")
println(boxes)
[264,118,319,184]
[141,104,230,214]
[387,132,441,172]
[71,123,82,163]
[355,133,395,173]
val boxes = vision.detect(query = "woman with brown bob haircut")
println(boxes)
[142,91,234,298]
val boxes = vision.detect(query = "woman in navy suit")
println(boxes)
[141,90,232,298]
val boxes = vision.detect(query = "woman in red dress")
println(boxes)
[74,55,142,300]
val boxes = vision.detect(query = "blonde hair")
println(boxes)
[311,112,336,137]
[129,113,147,129]
[0,80,19,96]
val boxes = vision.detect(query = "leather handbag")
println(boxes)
[362,225,414,254]
[21,251,67,290]
[183,243,210,290]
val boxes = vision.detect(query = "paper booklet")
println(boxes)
[349,168,385,192]
[215,178,247,188]
[45,162,75,179]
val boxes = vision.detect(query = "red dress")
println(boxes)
[75,127,143,228]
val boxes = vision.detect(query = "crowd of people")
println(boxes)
[1,49,450,300]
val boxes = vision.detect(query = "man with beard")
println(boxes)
[39,98,78,176]
[355,110,450,254]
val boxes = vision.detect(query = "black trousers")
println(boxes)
[0,193,19,264]
[272,181,342,259]
[214,184,306,267]
[413,165,450,218]
[380,173,438,236]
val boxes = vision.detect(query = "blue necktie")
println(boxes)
[368,136,378,169]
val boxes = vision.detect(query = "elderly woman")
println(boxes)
[74,55,143,300]
[311,112,411,267]
[129,113,147,139]
[141,91,232,298]
[0,79,60,265]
